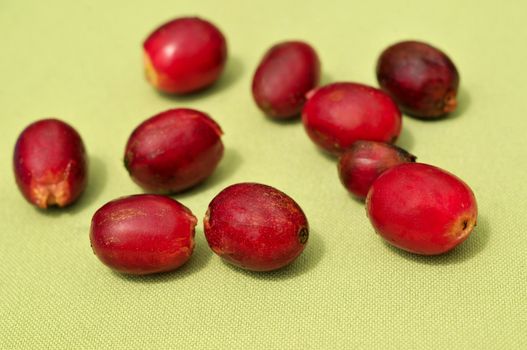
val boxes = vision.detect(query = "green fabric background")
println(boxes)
[1,0,525,348]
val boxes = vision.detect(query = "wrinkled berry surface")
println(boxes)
[90,194,197,275]
[204,183,309,271]
[252,41,320,119]
[302,82,402,155]
[376,40,459,118]
[13,118,87,209]
[143,17,227,94]
[124,108,224,193]
[338,141,416,200]
[366,163,477,255]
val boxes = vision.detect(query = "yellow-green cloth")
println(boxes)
[1,0,525,348]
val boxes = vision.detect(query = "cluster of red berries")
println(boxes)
[13,16,477,275]
[252,34,477,256]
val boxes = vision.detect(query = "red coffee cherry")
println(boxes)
[143,17,227,94]
[366,163,477,255]
[90,194,197,275]
[338,141,416,200]
[13,118,88,209]
[302,82,402,155]
[124,108,224,193]
[252,41,320,119]
[376,40,459,118]
[204,183,309,271]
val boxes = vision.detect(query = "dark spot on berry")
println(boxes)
[298,227,309,244]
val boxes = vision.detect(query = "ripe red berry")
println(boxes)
[13,119,88,209]
[124,108,224,193]
[204,183,309,271]
[302,82,402,155]
[252,41,320,119]
[143,17,227,94]
[90,194,197,275]
[338,141,416,200]
[376,40,459,118]
[366,163,477,255]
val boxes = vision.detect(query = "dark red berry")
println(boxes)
[143,17,227,94]
[366,163,477,255]
[252,41,320,119]
[376,40,459,118]
[302,82,402,155]
[204,183,309,271]
[338,141,416,200]
[90,194,197,275]
[13,119,87,209]
[124,108,224,193]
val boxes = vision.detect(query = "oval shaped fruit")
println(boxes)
[13,118,88,209]
[143,17,227,94]
[376,40,459,118]
[338,141,416,200]
[252,41,320,119]
[204,183,309,271]
[302,82,402,155]
[90,194,197,275]
[366,163,477,255]
[124,108,224,193]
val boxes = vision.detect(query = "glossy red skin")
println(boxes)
[302,82,402,155]
[143,17,227,94]
[338,141,416,200]
[13,119,87,209]
[124,108,224,193]
[90,194,197,275]
[204,183,309,271]
[366,163,478,255]
[252,41,320,119]
[376,41,459,118]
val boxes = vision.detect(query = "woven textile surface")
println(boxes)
[1,0,526,348]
